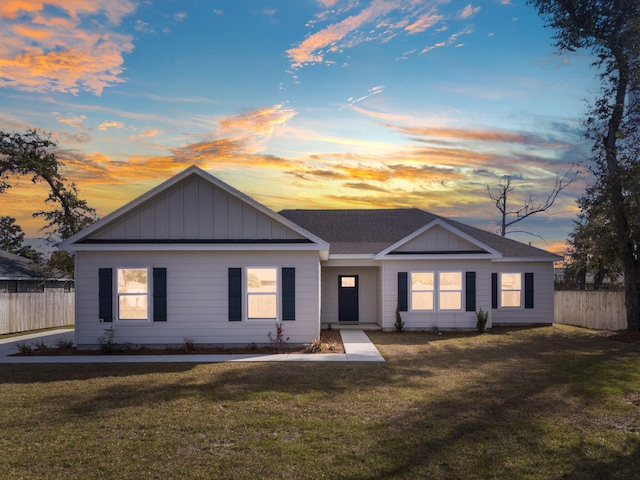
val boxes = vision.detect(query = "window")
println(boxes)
[411,272,434,310]
[247,268,277,320]
[500,273,521,308]
[439,272,462,310]
[341,276,356,288]
[410,271,462,311]
[117,268,149,320]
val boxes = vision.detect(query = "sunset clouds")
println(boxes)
[0,0,135,95]
[286,0,477,68]
[0,1,596,252]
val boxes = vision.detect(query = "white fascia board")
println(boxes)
[374,218,502,259]
[64,243,330,254]
[323,257,381,267]
[328,254,376,260]
[376,253,500,261]
[59,166,329,251]
[492,256,561,263]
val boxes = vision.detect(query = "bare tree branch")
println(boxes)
[487,167,578,237]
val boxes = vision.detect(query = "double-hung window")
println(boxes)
[410,271,463,311]
[411,272,434,310]
[247,268,278,320]
[117,268,149,320]
[500,273,521,308]
[439,272,462,310]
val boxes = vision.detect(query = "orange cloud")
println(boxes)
[460,4,481,19]
[130,128,163,140]
[0,0,136,95]
[98,121,125,131]
[218,104,296,138]
[56,115,86,130]
[405,11,442,34]
[287,0,397,67]
[396,126,542,145]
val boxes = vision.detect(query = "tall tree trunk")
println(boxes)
[603,59,640,330]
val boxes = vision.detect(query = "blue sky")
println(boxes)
[0,0,600,253]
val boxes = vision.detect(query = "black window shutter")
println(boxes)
[228,268,242,321]
[282,268,296,321]
[524,273,534,309]
[153,268,167,321]
[491,273,498,309]
[465,272,476,312]
[98,268,113,322]
[398,272,408,312]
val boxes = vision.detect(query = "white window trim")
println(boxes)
[116,267,151,323]
[410,271,435,312]
[437,271,463,312]
[245,266,280,322]
[499,272,523,309]
[409,270,464,313]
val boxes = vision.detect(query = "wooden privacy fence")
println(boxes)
[0,292,74,334]
[555,291,626,331]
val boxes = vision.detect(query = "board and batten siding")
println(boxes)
[395,225,484,253]
[491,262,555,325]
[74,250,320,348]
[89,176,305,242]
[381,259,492,331]
[320,266,379,325]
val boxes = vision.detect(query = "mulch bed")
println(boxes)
[14,329,345,356]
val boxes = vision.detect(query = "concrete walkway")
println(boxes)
[0,328,384,363]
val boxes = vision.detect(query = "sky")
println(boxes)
[0,0,601,254]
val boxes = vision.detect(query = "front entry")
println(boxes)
[338,275,359,322]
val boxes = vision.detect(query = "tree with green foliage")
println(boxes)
[0,216,41,262]
[0,129,97,276]
[530,0,640,330]
[564,187,621,289]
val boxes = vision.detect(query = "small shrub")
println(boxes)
[394,305,405,332]
[182,337,196,353]
[97,326,121,354]
[33,340,51,354]
[55,337,74,350]
[432,324,442,336]
[476,307,489,333]
[305,337,328,353]
[15,341,33,355]
[267,322,290,351]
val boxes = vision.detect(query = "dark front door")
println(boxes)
[338,275,359,322]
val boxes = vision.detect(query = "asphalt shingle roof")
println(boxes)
[0,250,40,280]
[279,208,559,259]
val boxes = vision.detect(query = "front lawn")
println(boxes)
[0,325,638,479]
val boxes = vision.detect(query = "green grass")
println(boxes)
[0,325,639,479]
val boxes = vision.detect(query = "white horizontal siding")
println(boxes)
[491,262,554,325]
[381,259,492,330]
[75,250,320,347]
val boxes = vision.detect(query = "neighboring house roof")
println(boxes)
[0,250,39,281]
[279,208,560,260]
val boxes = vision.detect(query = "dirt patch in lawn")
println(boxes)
[607,330,640,344]
[14,329,345,356]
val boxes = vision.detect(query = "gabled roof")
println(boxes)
[0,250,39,280]
[60,166,329,255]
[279,208,560,260]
